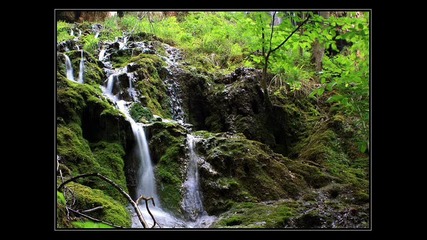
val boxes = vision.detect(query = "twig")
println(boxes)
[68,207,124,228]
[270,15,311,53]
[136,195,157,228]
[58,173,151,228]
[82,206,104,213]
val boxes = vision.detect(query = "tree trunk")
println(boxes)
[312,39,325,74]
[311,11,330,82]
[261,56,269,95]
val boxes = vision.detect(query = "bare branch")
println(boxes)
[136,195,158,228]
[270,15,311,53]
[259,14,265,58]
[269,12,276,52]
[68,207,124,228]
[57,173,152,228]
[81,206,104,213]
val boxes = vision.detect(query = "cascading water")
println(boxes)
[99,42,187,228]
[116,100,158,202]
[162,45,216,226]
[98,48,106,61]
[64,54,74,81]
[78,50,84,83]
[182,134,206,221]
[95,35,215,228]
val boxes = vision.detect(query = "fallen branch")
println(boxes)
[136,195,157,228]
[68,207,123,228]
[81,206,103,213]
[58,173,153,228]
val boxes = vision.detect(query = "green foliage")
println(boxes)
[57,20,74,42]
[99,16,122,42]
[66,182,131,227]
[82,34,99,55]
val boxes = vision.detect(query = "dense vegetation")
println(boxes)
[56,11,369,229]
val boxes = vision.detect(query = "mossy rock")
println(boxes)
[64,182,131,228]
[58,50,105,86]
[147,121,187,215]
[212,200,296,228]
[196,132,309,215]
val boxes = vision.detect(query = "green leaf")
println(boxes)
[57,191,66,205]
[327,94,344,103]
[359,141,368,153]
[326,82,337,91]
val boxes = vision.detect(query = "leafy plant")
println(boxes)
[57,20,74,43]
[82,34,99,55]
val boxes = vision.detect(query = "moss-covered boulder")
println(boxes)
[193,131,310,215]
[147,121,188,215]
[56,74,135,227]
[60,182,132,228]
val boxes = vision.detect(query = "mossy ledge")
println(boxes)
[56,73,135,228]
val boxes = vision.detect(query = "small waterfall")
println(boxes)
[99,48,106,61]
[64,54,74,81]
[162,45,186,125]
[115,100,158,202]
[182,134,205,221]
[70,29,74,36]
[162,45,216,227]
[78,50,84,83]
[94,31,100,39]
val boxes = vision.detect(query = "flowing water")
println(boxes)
[78,50,84,83]
[94,34,215,228]
[64,54,74,81]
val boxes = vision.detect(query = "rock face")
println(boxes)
[56,22,369,228]
[176,67,289,155]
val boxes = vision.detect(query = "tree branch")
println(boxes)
[68,207,124,228]
[57,173,152,228]
[270,14,311,53]
[136,195,158,228]
[269,11,276,52]
[260,15,265,58]
[81,206,103,213]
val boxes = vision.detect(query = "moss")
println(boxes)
[213,201,296,228]
[90,141,128,204]
[199,133,309,215]
[71,221,113,228]
[65,50,105,85]
[155,145,184,214]
[66,182,131,228]
[131,54,171,118]
[129,103,153,122]
[57,123,100,175]
[148,123,187,215]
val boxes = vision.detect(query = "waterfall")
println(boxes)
[182,134,205,221]
[64,54,74,81]
[78,50,84,83]
[98,48,106,61]
[115,100,158,203]
[104,71,158,202]
[162,45,216,226]
[96,36,215,228]
[94,31,100,39]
